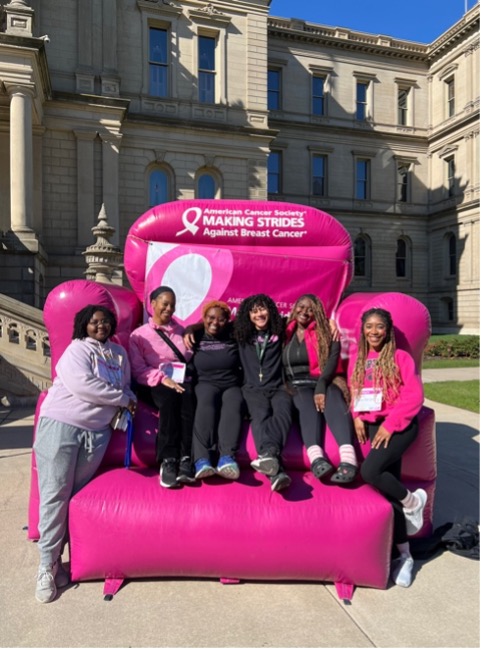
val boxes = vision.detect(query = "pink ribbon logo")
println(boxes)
[175,207,203,237]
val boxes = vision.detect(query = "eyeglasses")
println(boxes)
[88,319,112,326]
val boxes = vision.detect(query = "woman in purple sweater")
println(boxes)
[34,304,137,604]
[348,307,427,589]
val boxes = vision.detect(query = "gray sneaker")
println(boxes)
[35,564,58,603]
[270,471,292,492]
[250,453,279,477]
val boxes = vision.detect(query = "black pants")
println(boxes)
[292,383,354,449]
[192,383,244,462]
[361,417,419,544]
[242,386,292,457]
[150,382,195,464]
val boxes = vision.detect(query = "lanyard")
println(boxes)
[255,333,269,382]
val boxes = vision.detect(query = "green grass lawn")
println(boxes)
[423,357,479,369]
[424,380,480,413]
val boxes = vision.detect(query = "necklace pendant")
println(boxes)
[259,372,263,382]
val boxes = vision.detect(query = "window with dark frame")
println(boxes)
[356,81,368,120]
[197,173,216,199]
[396,238,407,278]
[356,159,369,200]
[312,154,327,196]
[268,69,281,111]
[149,27,169,97]
[397,164,409,203]
[354,236,367,277]
[448,233,457,276]
[446,78,455,117]
[312,76,325,116]
[447,156,456,197]
[199,35,216,104]
[268,151,281,194]
[398,88,408,125]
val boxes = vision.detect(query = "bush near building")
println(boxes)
[424,335,480,359]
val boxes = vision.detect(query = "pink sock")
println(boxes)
[307,445,324,464]
[401,490,418,510]
[339,444,357,467]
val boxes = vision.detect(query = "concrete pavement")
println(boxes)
[0,369,479,648]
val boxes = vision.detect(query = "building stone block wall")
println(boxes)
[0,1,479,332]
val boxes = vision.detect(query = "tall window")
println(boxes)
[354,235,371,279]
[197,173,217,199]
[446,78,455,117]
[398,88,409,125]
[356,82,368,120]
[312,155,327,196]
[397,164,410,203]
[312,76,325,116]
[149,27,169,97]
[268,69,281,111]
[446,297,455,321]
[396,238,408,278]
[356,160,370,200]
[149,169,170,207]
[447,156,456,197]
[268,151,281,194]
[448,233,456,276]
[199,35,216,104]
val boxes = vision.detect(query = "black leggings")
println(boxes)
[292,383,354,449]
[361,417,419,544]
[242,386,292,457]
[150,382,195,464]
[192,383,244,462]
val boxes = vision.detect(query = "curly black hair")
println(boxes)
[234,294,285,345]
[72,304,117,340]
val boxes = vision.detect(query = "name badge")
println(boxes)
[160,361,186,383]
[354,388,383,412]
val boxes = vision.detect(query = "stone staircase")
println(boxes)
[0,293,51,406]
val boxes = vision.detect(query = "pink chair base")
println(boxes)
[69,467,394,597]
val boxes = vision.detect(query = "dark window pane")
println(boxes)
[199,36,215,71]
[198,174,216,199]
[149,170,169,207]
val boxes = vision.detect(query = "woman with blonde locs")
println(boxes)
[349,307,427,588]
[283,294,358,482]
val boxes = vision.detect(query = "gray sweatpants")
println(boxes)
[33,416,111,567]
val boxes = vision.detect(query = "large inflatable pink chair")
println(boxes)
[28,200,436,602]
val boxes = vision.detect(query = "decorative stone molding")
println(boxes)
[2,0,34,37]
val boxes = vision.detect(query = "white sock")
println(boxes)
[401,490,418,510]
[307,445,324,464]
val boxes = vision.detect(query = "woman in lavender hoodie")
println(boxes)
[33,304,137,604]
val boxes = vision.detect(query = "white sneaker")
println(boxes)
[391,555,414,588]
[403,488,428,536]
[35,564,58,603]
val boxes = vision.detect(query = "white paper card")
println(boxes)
[160,361,186,383]
[353,388,383,412]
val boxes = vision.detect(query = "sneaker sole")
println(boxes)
[271,475,292,492]
[160,479,181,488]
[177,475,196,484]
[250,457,279,476]
[217,465,240,480]
[195,467,216,480]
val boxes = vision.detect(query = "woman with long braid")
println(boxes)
[283,294,358,482]
[348,307,427,588]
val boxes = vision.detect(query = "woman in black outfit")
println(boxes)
[191,301,244,480]
[234,294,292,492]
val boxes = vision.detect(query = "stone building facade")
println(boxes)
[0,0,479,333]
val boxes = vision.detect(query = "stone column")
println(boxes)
[6,83,35,234]
[100,132,122,246]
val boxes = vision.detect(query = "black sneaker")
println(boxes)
[270,470,291,492]
[160,458,179,488]
[177,456,195,483]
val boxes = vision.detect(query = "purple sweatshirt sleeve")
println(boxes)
[55,341,132,408]
[383,349,424,434]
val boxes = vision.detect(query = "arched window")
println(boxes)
[354,235,371,280]
[197,174,216,198]
[149,169,171,207]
